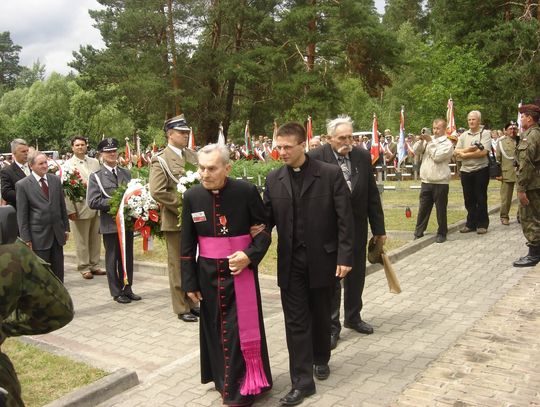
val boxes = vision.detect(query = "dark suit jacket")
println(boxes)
[86,166,131,234]
[16,173,69,250]
[263,157,354,289]
[309,144,385,247]
[0,162,26,208]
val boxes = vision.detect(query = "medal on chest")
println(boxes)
[218,215,228,235]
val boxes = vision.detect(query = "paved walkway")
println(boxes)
[31,215,540,406]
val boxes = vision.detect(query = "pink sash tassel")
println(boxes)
[198,235,269,395]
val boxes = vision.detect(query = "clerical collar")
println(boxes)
[288,155,309,173]
[168,144,183,158]
[208,178,228,194]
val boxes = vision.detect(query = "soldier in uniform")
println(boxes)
[87,138,142,303]
[513,104,540,267]
[150,115,199,322]
[495,122,518,225]
[0,206,74,407]
[181,144,272,406]
[65,135,104,279]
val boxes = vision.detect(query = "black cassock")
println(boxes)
[181,178,272,406]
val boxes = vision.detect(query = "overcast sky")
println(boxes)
[1,0,386,76]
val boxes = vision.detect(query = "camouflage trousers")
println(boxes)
[0,351,24,407]
[519,189,540,247]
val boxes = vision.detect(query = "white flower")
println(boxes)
[177,184,187,194]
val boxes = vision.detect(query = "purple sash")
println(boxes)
[198,235,269,395]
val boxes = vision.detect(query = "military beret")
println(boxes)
[164,114,191,132]
[518,104,540,115]
[97,138,119,152]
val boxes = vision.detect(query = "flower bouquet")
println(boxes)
[177,163,201,226]
[109,179,162,252]
[59,165,87,203]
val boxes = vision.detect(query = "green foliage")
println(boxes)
[230,159,283,184]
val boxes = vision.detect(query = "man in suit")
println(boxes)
[150,114,199,322]
[65,135,104,279]
[16,152,70,282]
[264,122,354,406]
[310,116,386,350]
[87,138,141,304]
[0,139,30,209]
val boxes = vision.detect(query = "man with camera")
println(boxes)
[454,110,491,235]
[495,122,518,225]
[413,119,454,243]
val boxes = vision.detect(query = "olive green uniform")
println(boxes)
[495,135,517,221]
[515,123,540,252]
[0,240,74,407]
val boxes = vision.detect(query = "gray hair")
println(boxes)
[10,138,28,154]
[327,115,354,137]
[198,143,230,165]
[28,151,47,167]
[467,110,482,122]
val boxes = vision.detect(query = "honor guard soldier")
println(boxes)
[87,138,142,303]
[513,104,540,267]
[149,115,200,322]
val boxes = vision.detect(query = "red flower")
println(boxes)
[148,210,159,222]
[70,180,77,185]
[134,217,145,231]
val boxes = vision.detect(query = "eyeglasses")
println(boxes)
[276,143,302,152]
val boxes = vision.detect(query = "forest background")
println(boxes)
[0,0,539,152]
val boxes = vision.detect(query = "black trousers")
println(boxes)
[414,183,449,237]
[331,245,366,334]
[34,238,64,283]
[102,232,134,297]
[460,166,490,230]
[280,247,333,392]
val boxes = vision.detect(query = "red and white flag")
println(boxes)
[446,98,456,136]
[188,129,196,150]
[244,120,252,156]
[305,116,313,152]
[370,113,380,165]
[125,137,132,169]
[217,123,225,146]
[271,119,279,160]
[517,101,523,132]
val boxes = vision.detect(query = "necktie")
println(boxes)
[338,156,352,191]
[40,177,49,199]
[112,168,118,181]
[22,165,30,176]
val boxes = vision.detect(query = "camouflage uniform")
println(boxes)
[515,122,540,261]
[0,240,74,407]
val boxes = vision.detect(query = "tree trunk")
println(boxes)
[223,15,244,137]
[306,0,316,72]
[166,0,181,116]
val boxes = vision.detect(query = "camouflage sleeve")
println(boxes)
[517,129,540,193]
[0,241,74,344]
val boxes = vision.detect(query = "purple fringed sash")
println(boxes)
[198,234,269,395]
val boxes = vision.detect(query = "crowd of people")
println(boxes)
[1,104,539,406]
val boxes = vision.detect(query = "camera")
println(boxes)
[472,141,484,151]
[0,206,17,244]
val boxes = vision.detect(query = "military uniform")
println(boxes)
[495,135,517,222]
[514,109,540,267]
[149,115,199,320]
[0,240,74,407]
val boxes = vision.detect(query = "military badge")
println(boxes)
[218,215,228,235]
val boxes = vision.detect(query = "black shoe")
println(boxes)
[125,292,142,301]
[190,307,200,317]
[313,364,330,380]
[279,388,316,406]
[330,332,339,350]
[513,255,540,267]
[435,234,446,243]
[413,234,423,240]
[114,295,131,304]
[459,226,476,233]
[344,320,374,334]
[178,313,198,322]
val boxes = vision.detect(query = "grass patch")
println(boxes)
[2,338,107,407]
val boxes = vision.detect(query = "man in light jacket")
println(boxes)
[413,119,455,243]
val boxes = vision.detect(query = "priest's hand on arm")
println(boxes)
[188,291,203,302]
[228,251,251,275]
